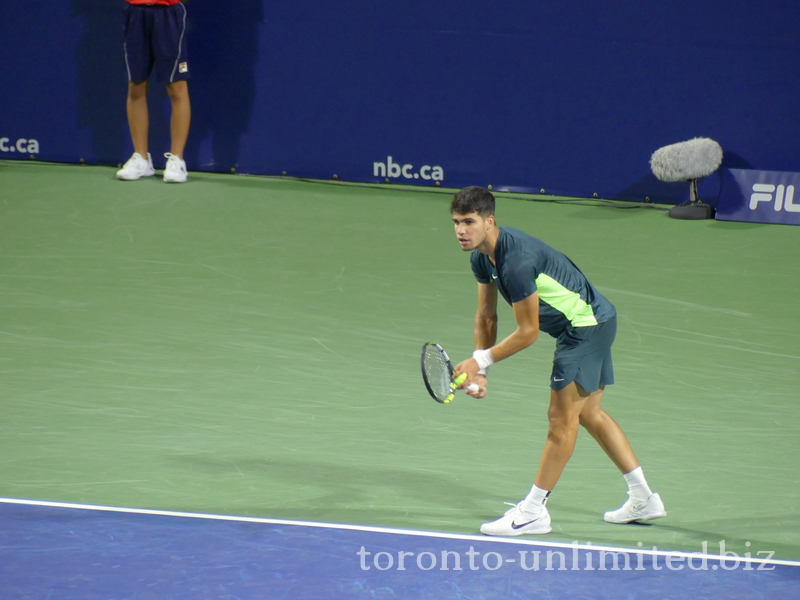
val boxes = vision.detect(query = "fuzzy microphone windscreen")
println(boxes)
[650,137,723,182]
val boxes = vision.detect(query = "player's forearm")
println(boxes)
[482,325,538,364]
[474,312,498,350]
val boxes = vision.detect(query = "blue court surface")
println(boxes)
[2,498,798,599]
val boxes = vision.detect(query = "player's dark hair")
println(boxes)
[450,186,495,217]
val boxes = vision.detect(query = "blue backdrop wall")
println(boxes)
[1,1,799,203]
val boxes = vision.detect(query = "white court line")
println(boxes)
[1,497,799,568]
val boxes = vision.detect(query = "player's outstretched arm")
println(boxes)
[491,291,540,361]
[457,291,540,390]
[455,283,497,398]
[474,282,498,350]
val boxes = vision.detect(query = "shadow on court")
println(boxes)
[166,454,495,525]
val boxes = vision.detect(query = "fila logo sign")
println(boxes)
[716,168,800,225]
[749,184,799,212]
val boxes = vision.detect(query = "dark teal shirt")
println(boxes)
[470,227,616,337]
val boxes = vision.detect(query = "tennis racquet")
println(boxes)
[420,342,480,404]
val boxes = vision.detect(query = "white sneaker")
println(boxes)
[480,502,552,536]
[163,153,188,183]
[116,152,155,180]
[604,492,666,524]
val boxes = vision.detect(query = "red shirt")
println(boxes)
[126,0,182,5]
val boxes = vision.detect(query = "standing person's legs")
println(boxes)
[480,317,665,536]
[578,388,640,474]
[480,382,589,537]
[581,393,666,523]
[117,4,156,180]
[162,79,190,182]
[525,383,639,507]
[126,80,150,157]
[154,2,190,181]
[117,80,155,180]
[165,80,190,158]
[549,320,665,524]
[533,382,591,490]
[531,319,620,494]
[540,384,666,524]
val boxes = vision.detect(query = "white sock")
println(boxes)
[623,466,653,502]
[521,484,550,513]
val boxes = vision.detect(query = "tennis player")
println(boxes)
[451,186,666,536]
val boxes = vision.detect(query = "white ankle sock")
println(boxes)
[521,484,550,513]
[623,466,653,501]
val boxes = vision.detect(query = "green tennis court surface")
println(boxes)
[1,160,798,561]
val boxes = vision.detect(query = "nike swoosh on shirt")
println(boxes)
[553,378,565,382]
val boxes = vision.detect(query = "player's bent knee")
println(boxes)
[578,405,607,429]
[546,413,579,441]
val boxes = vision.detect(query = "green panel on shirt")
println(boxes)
[535,273,599,327]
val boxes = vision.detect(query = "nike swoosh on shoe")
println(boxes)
[511,518,543,529]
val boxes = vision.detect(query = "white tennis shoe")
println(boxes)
[604,492,666,524]
[116,152,155,180]
[163,153,188,183]
[480,503,552,536]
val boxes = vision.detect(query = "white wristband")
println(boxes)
[473,349,495,375]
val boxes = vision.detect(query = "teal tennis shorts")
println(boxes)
[550,317,616,392]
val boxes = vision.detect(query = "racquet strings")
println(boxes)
[422,344,452,401]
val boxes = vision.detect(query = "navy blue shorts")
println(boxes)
[124,3,189,84]
[550,317,616,393]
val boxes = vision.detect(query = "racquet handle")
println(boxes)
[454,373,481,394]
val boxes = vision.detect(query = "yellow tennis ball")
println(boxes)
[454,373,467,385]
